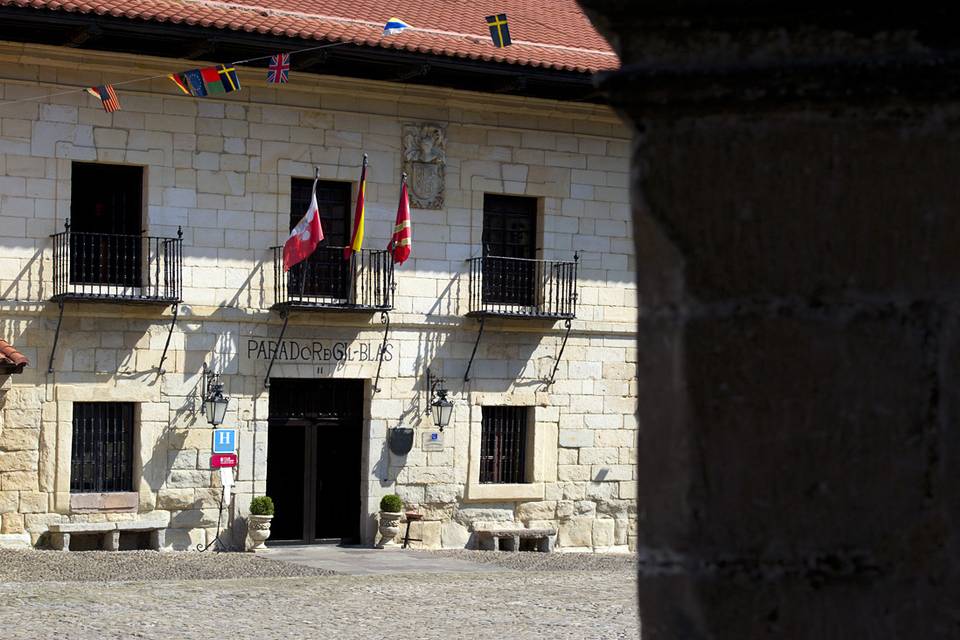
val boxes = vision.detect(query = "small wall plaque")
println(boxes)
[422,430,444,452]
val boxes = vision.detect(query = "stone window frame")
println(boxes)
[69,401,136,494]
[464,397,557,502]
[54,385,162,514]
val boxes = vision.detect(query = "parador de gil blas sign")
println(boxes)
[246,338,394,363]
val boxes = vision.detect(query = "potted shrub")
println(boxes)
[247,496,275,552]
[377,494,404,548]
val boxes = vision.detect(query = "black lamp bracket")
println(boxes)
[200,362,222,416]
[425,368,446,415]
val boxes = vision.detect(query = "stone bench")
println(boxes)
[48,522,166,551]
[476,527,556,552]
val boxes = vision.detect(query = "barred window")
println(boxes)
[288,178,352,299]
[69,162,144,288]
[481,194,537,306]
[70,402,135,493]
[480,406,529,484]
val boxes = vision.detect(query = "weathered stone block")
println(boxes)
[579,447,619,465]
[70,492,138,512]
[454,506,515,527]
[0,449,38,472]
[592,518,615,547]
[441,520,470,548]
[517,500,557,522]
[418,520,442,548]
[424,483,460,504]
[1,512,24,534]
[0,428,39,451]
[18,491,47,513]
[558,517,593,548]
[559,429,594,448]
[168,449,199,470]
[163,527,204,551]
[558,465,591,481]
[1,471,38,491]
[0,490,18,513]
[168,508,221,528]
[165,470,209,489]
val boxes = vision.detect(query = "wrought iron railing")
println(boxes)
[51,222,182,302]
[271,245,394,310]
[466,254,578,318]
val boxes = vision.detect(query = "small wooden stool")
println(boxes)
[402,512,424,549]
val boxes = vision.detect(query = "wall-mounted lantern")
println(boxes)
[201,362,230,427]
[426,368,453,431]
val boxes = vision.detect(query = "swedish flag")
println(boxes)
[486,13,511,48]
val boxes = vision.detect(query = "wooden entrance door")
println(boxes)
[266,378,363,544]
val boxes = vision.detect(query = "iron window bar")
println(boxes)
[48,221,182,375]
[480,406,528,484]
[271,245,395,312]
[466,253,578,319]
[70,402,134,493]
[50,221,183,303]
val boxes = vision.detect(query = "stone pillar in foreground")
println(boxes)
[578,3,960,637]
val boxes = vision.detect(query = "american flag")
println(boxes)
[267,53,290,84]
[86,84,121,113]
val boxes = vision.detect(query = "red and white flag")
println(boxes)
[283,179,324,271]
[389,177,412,264]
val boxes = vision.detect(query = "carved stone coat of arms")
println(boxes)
[402,124,446,209]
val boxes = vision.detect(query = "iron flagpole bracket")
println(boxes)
[463,315,486,383]
[157,302,179,375]
[373,310,390,393]
[47,299,65,374]
[545,318,573,386]
[264,307,291,389]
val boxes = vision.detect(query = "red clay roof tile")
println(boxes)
[0,339,28,373]
[1,0,618,73]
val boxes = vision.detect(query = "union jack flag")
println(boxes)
[267,53,290,84]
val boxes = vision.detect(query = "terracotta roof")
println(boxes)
[0,0,619,73]
[0,339,28,374]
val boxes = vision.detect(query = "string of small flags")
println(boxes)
[5,13,515,112]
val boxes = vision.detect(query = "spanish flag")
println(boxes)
[344,155,367,260]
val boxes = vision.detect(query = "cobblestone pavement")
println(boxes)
[0,551,638,639]
[0,549,332,582]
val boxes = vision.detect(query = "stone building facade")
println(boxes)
[0,40,635,551]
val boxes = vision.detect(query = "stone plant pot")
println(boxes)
[247,514,274,552]
[377,511,403,548]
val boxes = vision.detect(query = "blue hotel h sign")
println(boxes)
[212,428,237,454]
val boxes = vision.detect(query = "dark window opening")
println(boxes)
[69,163,144,288]
[482,194,537,305]
[288,178,352,299]
[480,406,529,484]
[70,402,135,493]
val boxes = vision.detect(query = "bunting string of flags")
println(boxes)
[267,53,290,84]
[0,12,521,110]
[85,84,121,113]
[486,14,512,48]
[382,17,411,36]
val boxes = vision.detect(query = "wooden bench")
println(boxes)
[476,527,556,552]
[48,522,166,551]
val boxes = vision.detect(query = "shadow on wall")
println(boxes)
[0,246,46,302]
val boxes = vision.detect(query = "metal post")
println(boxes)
[264,309,290,389]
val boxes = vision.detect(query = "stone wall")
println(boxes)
[579,1,960,636]
[0,42,636,551]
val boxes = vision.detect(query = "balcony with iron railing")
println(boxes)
[466,254,578,319]
[50,221,183,303]
[271,245,394,311]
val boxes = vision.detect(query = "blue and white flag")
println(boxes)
[383,17,411,36]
